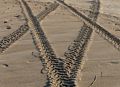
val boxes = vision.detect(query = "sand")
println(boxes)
[0,0,48,87]
[0,0,120,87]
[41,5,84,57]
[64,0,120,87]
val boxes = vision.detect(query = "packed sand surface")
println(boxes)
[41,5,84,57]
[0,0,120,87]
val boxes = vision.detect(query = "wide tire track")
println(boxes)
[62,0,100,82]
[19,0,75,86]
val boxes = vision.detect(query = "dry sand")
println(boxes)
[0,0,48,87]
[41,5,84,57]
[0,0,25,40]
[64,0,120,87]
[0,0,120,87]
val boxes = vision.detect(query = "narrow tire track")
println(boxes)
[56,0,120,51]
[62,0,100,82]
[0,2,58,54]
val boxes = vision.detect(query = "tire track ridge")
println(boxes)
[62,0,100,81]
[0,2,58,54]
[56,0,120,51]
[19,0,75,86]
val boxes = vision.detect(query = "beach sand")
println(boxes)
[0,0,120,87]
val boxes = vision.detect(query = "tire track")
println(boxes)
[0,2,58,54]
[56,0,120,51]
[62,0,100,81]
[19,0,75,86]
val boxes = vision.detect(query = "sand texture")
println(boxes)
[0,0,120,87]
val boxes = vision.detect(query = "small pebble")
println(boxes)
[2,64,9,68]
[110,61,119,64]
[14,15,20,18]
[6,26,11,29]
[4,21,8,23]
